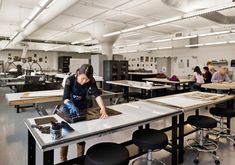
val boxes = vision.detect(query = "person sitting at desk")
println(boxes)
[60,64,108,162]
[16,64,23,77]
[203,66,212,83]
[191,66,204,91]
[207,61,216,75]
[211,67,232,83]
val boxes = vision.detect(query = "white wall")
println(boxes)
[0,50,94,72]
[0,50,58,71]
[123,44,235,80]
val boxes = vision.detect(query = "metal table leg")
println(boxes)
[28,130,36,165]
[43,150,54,165]
[172,115,178,165]
[178,113,184,164]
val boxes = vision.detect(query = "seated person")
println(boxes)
[207,61,216,75]
[191,66,204,91]
[16,64,23,77]
[203,66,212,83]
[211,67,232,83]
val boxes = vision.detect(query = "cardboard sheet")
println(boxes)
[152,96,207,108]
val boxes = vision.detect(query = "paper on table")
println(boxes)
[21,90,63,98]
[152,96,207,108]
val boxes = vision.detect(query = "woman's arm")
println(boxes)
[95,96,108,119]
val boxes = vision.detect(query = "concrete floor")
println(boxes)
[0,86,235,165]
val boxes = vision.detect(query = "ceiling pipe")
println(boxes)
[10,0,80,46]
[161,0,228,12]
[162,0,235,24]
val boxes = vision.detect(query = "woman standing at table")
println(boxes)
[60,64,108,162]
[191,66,205,91]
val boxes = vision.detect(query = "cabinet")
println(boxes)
[58,56,71,73]
[103,60,128,91]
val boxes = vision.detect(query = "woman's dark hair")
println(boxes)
[78,64,93,79]
[194,66,202,75]
[203,66,209,72]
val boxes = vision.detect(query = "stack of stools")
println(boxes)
[186,115,220,165]
[209,107,235,145]
[85,142,129,165]
[132,129,168,165]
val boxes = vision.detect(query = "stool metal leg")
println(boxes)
[132,150,166,165]
[187,128,220,164]
[209,117,235,145]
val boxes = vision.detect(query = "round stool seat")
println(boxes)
[85,142,129,165]
[132,129,168,150]
[188,115,217,128]
[210,107,235,118]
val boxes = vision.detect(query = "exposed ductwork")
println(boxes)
[201,11,235,24]
[162,0,235,24]
[11,0,80,45]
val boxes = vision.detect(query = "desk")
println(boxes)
[6,89,123,114]
[6,81,61,92]
[128,72,157,81]
[25,100,181,165]
[0,77,24,86]
[106,80,171,101]
[147,91,234,163]
[143,78,194,92]
[201,82,235,94]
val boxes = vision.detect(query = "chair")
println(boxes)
[186,115,220,164]
[209,107,235,145]
[85,142,129,165]
[132,129,168,165]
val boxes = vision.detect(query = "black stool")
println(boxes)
[132,129,168,165]
[209,107,235,145]
[85,142,129,165]
[187,115,220,164]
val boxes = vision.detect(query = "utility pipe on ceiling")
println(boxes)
[11,0,80,45]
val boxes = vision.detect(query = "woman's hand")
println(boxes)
[100,108,108,119]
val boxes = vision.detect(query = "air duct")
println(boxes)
[11,0,80,45]
[162,0,235,24]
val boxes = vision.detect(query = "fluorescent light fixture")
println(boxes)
[121,25,146,33]
[114,45,125,48]
[146,47,158,51]
[205,41,227,46]
[158,46,173,50]
[38,0,53,7]
[183,2,235,18]
[81,38,92,42]
[126,43,140,47]
[173,35,197,40]
[228,41,235,43]
[47,45,66,51]
[28,6,41,20]
[152,38,172,43]
[20,19,30,28]
[127,50,137,53]
[232,30,235,33]
[185,44,203,47]
[147,16,182,27]
[103,31,121,37]
[71,40,81,45]
[199,31,230,37]
[9,32,19,40]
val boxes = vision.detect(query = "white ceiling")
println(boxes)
[0,0,235,52]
